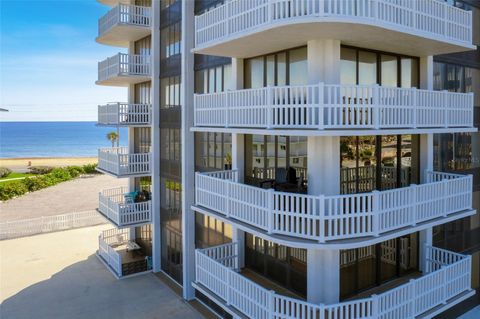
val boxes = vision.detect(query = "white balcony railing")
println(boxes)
[97,53,150,82]
[98,4,151,37]
[97,147,151,177]
[195,0,473,48]
[98,228,129,277]
[195,242,473,319]
[195,170,472,243]
[194,84,474,130]
[98,187,151,227]
[98,103,151,126]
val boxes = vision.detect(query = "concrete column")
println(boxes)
[305,39,342,304]
[306,136,341,303]
[307,249,340,304]
[420,56,434,90]
[181,0,196,301]
[150,0,161,273]
[419,228,433,273]
[307,39,341,84]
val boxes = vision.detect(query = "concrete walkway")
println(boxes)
[0,225,205,319]
[0,174,126,222]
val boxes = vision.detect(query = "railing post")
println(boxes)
[371,294,379,318]
[373,84,380,129]
[410,184,417,226]
[225,91,229,128]
[267,189,274,234]
[442,180,449,217]
[268,290,275,319]
[225,181,231,218]
[318,194,325,243]
[318,0,325,16]
[443,90,449,128]
[372,190,380,237]
[266,86,273,129]
[408,279,416,317]
[412,87,417,128]
[195,173,199,206]
[318,82,325,130]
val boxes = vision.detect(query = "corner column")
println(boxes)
[306,39,341,304]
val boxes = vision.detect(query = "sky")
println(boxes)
[0,0,126,121]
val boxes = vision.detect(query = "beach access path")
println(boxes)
[0,174,127,222]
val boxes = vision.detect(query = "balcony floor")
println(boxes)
[96,24,151,47]
[95,74,151,87]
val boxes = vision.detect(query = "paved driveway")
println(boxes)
[0,225,204,319]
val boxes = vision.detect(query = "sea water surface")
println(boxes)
[0,122,128,158]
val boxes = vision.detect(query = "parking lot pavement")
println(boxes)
[0,225,204,319]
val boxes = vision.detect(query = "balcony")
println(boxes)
[194,243,474,319]
[194,0,475,58]
[96,53,150,87]
[97,147,151,177]
[97,4,151,47]
[97,0,118,6]
[97,228,151,278]
[98,103,151,126]
[194,170,474,248]
[98,187,151,227]
[193,84,475,135]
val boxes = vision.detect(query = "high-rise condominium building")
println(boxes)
[94,0,479,318]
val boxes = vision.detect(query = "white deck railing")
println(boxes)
[195,170,472,242]
[98,103,151,126]
[98,4,151,37]
[98,228,129,277]
[98,53,151,82]
[195,0,472,47]
[194,84,474,130]
[98,186,151,227]
[195,242,472,319]
[97,147,151,176]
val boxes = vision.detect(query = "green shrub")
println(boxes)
[0,181,28,201]
[29,166,54,174]
[66,166,84,178]
[82,163,98,174]
[0,167,12,178]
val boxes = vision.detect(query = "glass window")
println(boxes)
[341,47,357,85]
[245,57,264,89]
[277,52,287,86]
[401,58,419,88]
[266,55,275,86]
[289,47,307,85]
[381,55,398,87]
[359,51,377,85]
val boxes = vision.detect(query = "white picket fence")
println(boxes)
[98,53,151,82]
[195,170,472,242]
[0,210,107,240]
[98,103,151,126]
[98,4,151,37]
[195,0,472,47]
[98,228,129,277]
[194,84,474,130]
[98,186,151,227]
[195,242,472,319]
[97,147,151,176]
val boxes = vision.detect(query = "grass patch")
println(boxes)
[0,172,35,181]
[0,164,99,201]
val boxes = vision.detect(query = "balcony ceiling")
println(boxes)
[96,75,151,87]
[193,20,476,58]
[96,25,151,47]
[97,0,118,7]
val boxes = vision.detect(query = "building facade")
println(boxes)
[95,0,479,318]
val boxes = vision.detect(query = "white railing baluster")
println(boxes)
[195,169,472,242]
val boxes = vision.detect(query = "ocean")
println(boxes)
[0,122,128,158]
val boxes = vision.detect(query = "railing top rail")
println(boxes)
[198,242,238,254]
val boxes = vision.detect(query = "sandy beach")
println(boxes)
[0,157,97,172]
